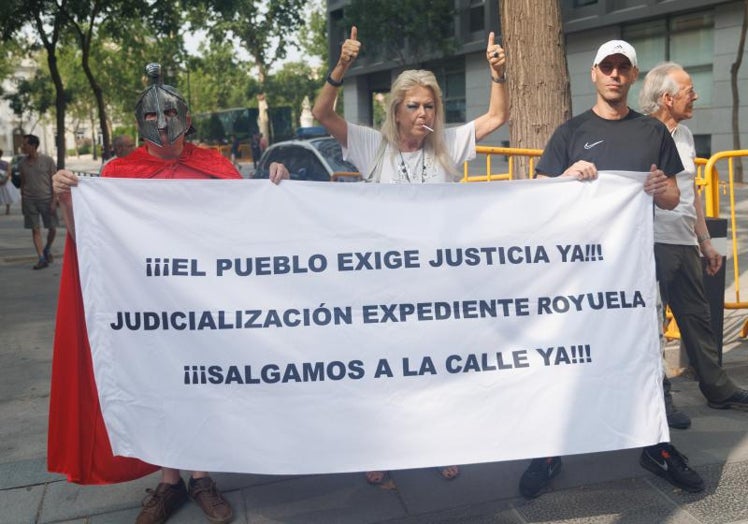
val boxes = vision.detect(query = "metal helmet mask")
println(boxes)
[135,63,192,146]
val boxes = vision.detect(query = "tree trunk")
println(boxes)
[499,0,570,178]
[90,110,97,160]
[34,8,66,169]
[730,0,747,183]
[68,1,110,161]
[47,50,66,168]
[81,55,109,161]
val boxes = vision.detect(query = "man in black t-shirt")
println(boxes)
[519,40,704,499]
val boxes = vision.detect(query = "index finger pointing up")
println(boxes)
[350,26,358,41]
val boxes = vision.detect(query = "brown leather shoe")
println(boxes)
[136,478,189,524]
[188,476,233,523]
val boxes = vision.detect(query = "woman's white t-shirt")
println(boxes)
[344,122,476,184]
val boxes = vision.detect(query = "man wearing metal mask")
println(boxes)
[50,64,289,524]
[136,63,193,147]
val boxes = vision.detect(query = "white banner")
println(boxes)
[73,173,668,475]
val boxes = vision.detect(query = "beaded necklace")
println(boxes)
[398,149,427,183]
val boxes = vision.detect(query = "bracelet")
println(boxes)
[326,73,344,87]
[697,233,711,243]
[491,73,507,84]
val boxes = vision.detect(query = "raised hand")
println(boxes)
[486,32,506,76]
[339,26,362,69]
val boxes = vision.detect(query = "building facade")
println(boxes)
[0,59,98,165]
[326,0,748,157]
[0,60,61,159]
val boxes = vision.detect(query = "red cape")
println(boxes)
[48,145,239,484]
[102,143,240,179]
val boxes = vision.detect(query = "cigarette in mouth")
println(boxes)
[423,124,434,133]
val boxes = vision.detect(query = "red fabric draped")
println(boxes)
[47,145,239,484]
[47,238,159,484]
[102,143,240,179]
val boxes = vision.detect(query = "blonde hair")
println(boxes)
[380,69,458,177]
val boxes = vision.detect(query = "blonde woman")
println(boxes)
[313,26,507,185]
[313,26,508,485]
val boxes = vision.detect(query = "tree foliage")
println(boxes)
[266,60,321,125]
[7,0,69,168]
[0,0,328,158]
[4,68,56,130]
[194,0,307,84]
[57,0,185,158]
[0,41,23,96]
[183,40,258,115]
[343,0,456,67]
[298,0,328,65]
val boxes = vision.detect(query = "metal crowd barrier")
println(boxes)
[461,146,543,182]
[701,150,748,337]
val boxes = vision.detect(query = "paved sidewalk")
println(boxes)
[1,164,748,523]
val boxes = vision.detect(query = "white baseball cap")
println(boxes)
[593,40,637,68]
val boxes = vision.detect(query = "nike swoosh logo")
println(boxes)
[584,140,604,149]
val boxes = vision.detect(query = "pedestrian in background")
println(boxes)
[0,149,21,215]
[19,134,57,269]
[230,134,240,165]
[99,134,136,175]
[250,132,261,168]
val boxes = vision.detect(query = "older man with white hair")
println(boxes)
[640,62,748,419]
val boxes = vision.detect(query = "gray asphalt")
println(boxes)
[1,155,747,523]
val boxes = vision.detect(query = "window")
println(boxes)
[444,70,466,123]
[610,0,646,10]
[262,146,327,181]
[279,146,328,181]
[430,61,466,124]
[565,0,598,15]
[312,139,359,173]
[469,1,485,33]
[623,11,714,107]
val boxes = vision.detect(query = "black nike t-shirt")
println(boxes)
[536,109,684,178]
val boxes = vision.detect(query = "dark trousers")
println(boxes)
[655,243,737,402]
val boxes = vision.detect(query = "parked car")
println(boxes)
[10,155,24,188]
[252,136,361,182]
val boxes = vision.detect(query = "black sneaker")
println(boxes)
[707,388,748,410]
[640,443,704,492]
[519,456,562,499]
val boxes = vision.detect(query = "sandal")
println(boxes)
[436,465,460,481]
